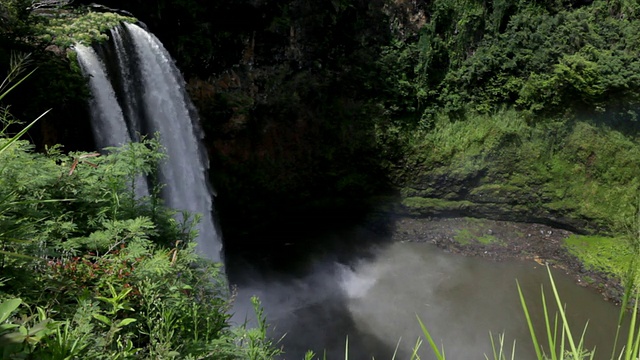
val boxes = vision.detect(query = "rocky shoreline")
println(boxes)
[389,216,625,304]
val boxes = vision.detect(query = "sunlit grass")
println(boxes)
[564,235,634,283]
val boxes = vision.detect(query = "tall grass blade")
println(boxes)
[0,69,36,102]
[0,109,50,155]
[410,337,423,360]
[576,320,590,357]
[344,336,348,360]
[632,326,640,359]
[517,280,544,359]
[546,266,580,357]
[391,337,401,360]
[541,286,558,360]
[486,332,513,360]
[622,296,638,360]
[417,316,445,360]
[612,259,637,360]
[488,332,499,360]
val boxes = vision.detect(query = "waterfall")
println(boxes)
[110,25,144,141]
[74,23,223,263]
[74,44,130,149]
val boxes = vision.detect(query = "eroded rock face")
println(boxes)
[67,1,608,241]
[386,159,600,234]
[177,1,396,238]
[188,60,388,239]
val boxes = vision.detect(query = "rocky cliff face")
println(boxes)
[175,1,397,241]
[47,1,627,245]
[69,1,577,240]
[6,0,398,244]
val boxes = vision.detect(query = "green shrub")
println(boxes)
[0,67,280,359]
[32,11,135,48]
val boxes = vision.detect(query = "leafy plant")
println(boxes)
[0,53,52,266]
[234,296,283,360]
[0,298,61,358]
[0,54,282,359]
[32,10,136,48]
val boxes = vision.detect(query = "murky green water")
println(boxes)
[230,233,624,359]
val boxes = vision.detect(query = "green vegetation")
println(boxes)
[1,1,134,48]
[372,0,640,265]
[376,0,640,120]
[453,229,475,245]
[32,11,135,48]
[2,0,640,357]
[449,223,505,246]
[390,110,640,234]
[0,141,280,358]
[565,235,634,281]
[451,228,503,246]
[0,65,280,358]
[477,234,502,246]
[401,197,475,216]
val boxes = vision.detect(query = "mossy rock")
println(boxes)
[400,197,475,216]
[468,184,526,204]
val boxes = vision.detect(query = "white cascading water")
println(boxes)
[74,23,223,263]
[74,44,130,149]
[110,26,143,141]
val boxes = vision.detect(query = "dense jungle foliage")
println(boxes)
[382,0,640,122]
[0,3,280,355]
[0,86,280,358]
[1,0,640,356]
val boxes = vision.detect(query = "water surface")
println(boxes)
[229,226,624,359]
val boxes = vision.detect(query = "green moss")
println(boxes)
[477,234,504,246]
[449,220,507,246]
[544,200,576,212]
[401,197,474,214]
[470,184,521,196]
[469,184,526,204]
[454,229,474,245]
[393,109,640,234]
[564,235,634,282]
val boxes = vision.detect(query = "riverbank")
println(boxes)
[389,216,626,304]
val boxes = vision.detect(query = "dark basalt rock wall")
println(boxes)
[77,0,397,244]
[48,1,614,249]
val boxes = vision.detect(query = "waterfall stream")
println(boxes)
[74,23,222,262]
[74,44,130,150]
